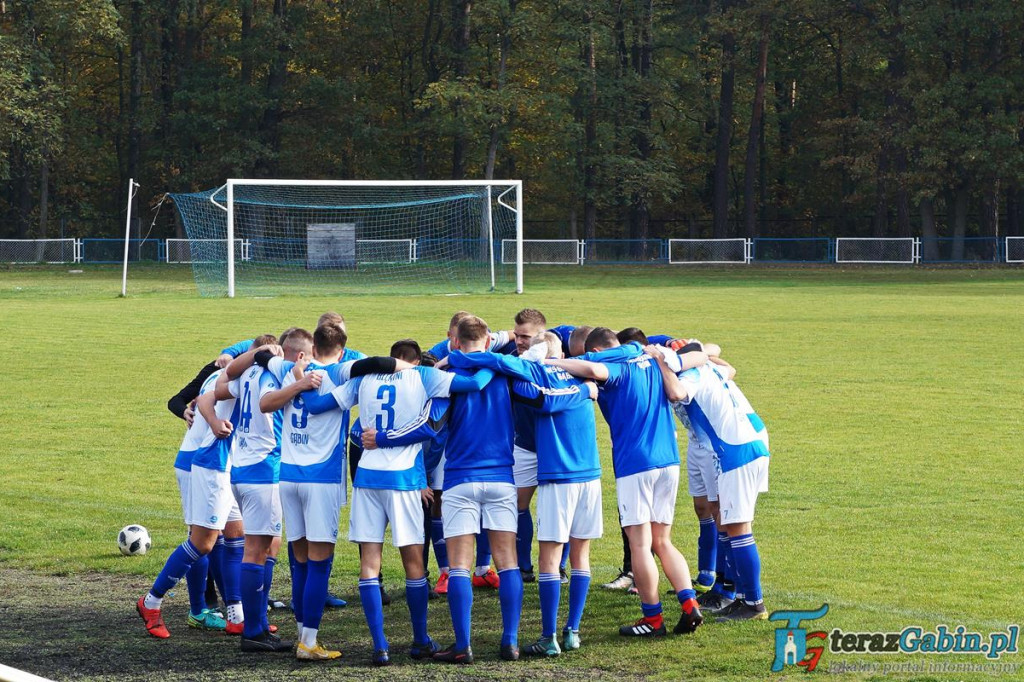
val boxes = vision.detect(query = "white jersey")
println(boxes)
[266,357,354,484]
[673,362,768,474]
[227,365,282,484]
[178,370,237,473]
[332,367,454,491]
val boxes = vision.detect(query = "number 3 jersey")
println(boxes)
[332,367,455,491]
[226,364,282,484]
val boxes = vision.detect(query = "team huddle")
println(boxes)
[136,308,771,665]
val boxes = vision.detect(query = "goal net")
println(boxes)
[169,180,522,296]
[1006,237,1024,263]
[502,239,582,265]
[0,239,79,264]
[835,237,917,263]
[668,238,748,264]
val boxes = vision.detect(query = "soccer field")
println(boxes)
[1,265,1021,681]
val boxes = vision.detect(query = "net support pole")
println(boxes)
[120,178,138,297]
[515,181,524,294]
[226,181,235,298]
[486,186,495,291]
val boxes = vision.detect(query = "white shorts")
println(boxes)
[430,454,445,492]
[718,457,769,526]
[512,445,538,488]
[536,479,603,543]
[441,481,517,537]
[616,466,680,528]
[687,442,718,501]
[349,487,424,547]
[188,465,242,530]
[280,481,343,543]
[175,469,191,525]
[232,483,283,537]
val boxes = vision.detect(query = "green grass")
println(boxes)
[1,264,1022,681]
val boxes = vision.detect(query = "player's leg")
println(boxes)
[433,484,479,664]
[523,482,567,657]
[513,444,538,580]
[296,482,343,659]
[138,523,220,639]
[647,466,703,634]
[175,469,213,623]
[350,487,389,665]
[689,446,719,592]
[472,526,499,588]
[280,481,309,639]
[617,470,665,637]
[716,458,768,621]
[484,482,523,661]
[430,490,449,593]
[392,489,438,660]
[602,520,634,591]
[563,478,602,650]
[221,517,246,633]
[236,482,290,651]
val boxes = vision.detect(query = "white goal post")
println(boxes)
[835,237,918,264]
[502,239,583,265]
[668,238,750,264]
[214,179,523,297]
[1006,236,1024,263]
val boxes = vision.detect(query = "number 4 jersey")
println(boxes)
[226,364,282,484]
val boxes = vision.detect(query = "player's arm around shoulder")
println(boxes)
[643,344,697,403]
[259,352,320,413]
[543,357,610,382]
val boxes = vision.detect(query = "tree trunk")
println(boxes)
[952,185,968,261]
[38,154,49,238]
[257,0,289,177]
[712,0,735,238]
[629,0,653,251]
[1007,186,1021,237]
[450,0,472,180]
[484,0,515,179]
[920,197,938,261]
[582,7,598,248]
[743,14,769,239]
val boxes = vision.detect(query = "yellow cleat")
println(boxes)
[296,642,342,661]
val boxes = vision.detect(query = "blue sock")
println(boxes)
[697,517,717,587]
[560,543,570,571]
[712,532,736,599]
[446,568,473,650]
[730,534,762,604]
[288,544,307,625]
[641,601,662,618]
[152,539,204,598]
[302,557,333,631]
[498,567,523,647]
[208,536,226,602]
[359,577,388,651]
[565,569,591,632]
[185,553,209,614]
[677,588,697,606]
[262,557,276,632]
[431,518,448,570]
[475,530,491,569]
[405,576,430,644]
[516,510,533,572]
[538,573,560,638]
[240,562,265,638]
[222,536,245,607]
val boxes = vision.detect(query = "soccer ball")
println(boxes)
[118,525,152,556]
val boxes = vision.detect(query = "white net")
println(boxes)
[170,181,520,296]
[835,238,916,263]
[502,239,581,265]
[668,239,748,264]
[0,239,79,264]
[1006,237,1024,263]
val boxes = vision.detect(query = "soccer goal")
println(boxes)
[1006,236,1024,263]
[502,239,582,265]
[169,180,522,296]
[835,237,918,264]
[0,238,80,264]
[668,238,749,264]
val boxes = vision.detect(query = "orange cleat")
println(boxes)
[225,620,244,636]
[137,596,170,639]
[471,568,500,589]
[435,571,450,595]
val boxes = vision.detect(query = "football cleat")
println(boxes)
[136,596,170,639]
[601,571,634,591]
[500,643,520,661]
[619,616,667,638]
[693,581,713,594]
[324,592,348,608]
[409,637,441,660]
[520,569,537,583]
[379,581,392,606]
[432,644,474,664]
[562,628,581,651]
[626,584,639,595]
[187,608,226,631]
[716,601,768,622]
[522,636,561,657]
[296,642,342,660]
[434,572,450,595]
[224,620,244,636]
[472,568,500,589]
[674,604,704,634]
[240,632,294,653]
[695,591,734,613]
[373,648,391,666]
[559,568,569,585]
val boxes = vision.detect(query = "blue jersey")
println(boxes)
[443,362,514,490]
[427,331,510,361]
[221,338,254,358]
[587,343,679,478]
[449,352,599,484]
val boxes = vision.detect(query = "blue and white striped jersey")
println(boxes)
[226,365,282,484]
[178,369,237,473]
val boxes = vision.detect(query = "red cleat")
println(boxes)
[472,568,500,589]
[225,621,244,636]
[137,596,170,639]
[435,571,450,595]
[268,624,278,634]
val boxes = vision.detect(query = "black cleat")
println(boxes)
[716,601,768,622]
[240,631,294,653]
[409,638,440,660]
[373,649,391,666]
[500,643,520,661]
[695,591,734,613]
[619,617,667,637]
[433,644,474,664]
[520,569,536,583]
[674,606,704,634]
[379,581,392,606]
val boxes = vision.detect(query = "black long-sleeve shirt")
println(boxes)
[167,361,218,420]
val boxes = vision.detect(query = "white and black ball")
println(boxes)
[118,525,152,556]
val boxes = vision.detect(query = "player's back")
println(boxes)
[444,366,514,490]
[230,365,282,484]
[681,364,768,473]
[526,364,600,483]
[183,370,237,472]
[279,361,346,483]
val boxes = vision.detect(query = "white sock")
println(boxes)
[143,593,162,610]
[301,626,318,649]
[474,566,489,577]
[439,567,449,575]
[226,602,243,624]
